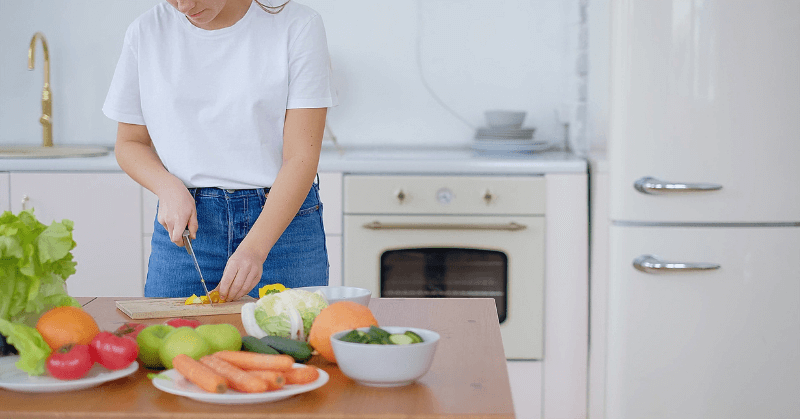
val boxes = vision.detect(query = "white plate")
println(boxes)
[471,140,552,153]
[152,364,329,404]
[0,356,139,393]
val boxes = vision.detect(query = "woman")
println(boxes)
[103,0,337,301]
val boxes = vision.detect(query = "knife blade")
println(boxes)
[182,229,213,306]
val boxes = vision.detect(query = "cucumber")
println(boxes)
[241,336,279,355]
[258,335,313,363]
[388,334,415,345]
[404,331,424,343]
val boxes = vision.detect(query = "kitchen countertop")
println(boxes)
[0,144,586,175]
[0,297,515,419]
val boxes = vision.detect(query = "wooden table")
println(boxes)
[1,297,515,418]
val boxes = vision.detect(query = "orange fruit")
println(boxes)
[308,301,378,363]
[36,306,100,351]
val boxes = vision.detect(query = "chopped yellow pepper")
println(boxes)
[184,290,225,305]
[184,294,203,305]
[259,283,287,298]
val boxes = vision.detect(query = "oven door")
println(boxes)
[344,214,544,360]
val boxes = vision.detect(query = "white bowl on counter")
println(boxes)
[295,286,372,306]
[330,326,440,387]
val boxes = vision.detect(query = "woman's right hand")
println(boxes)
[156,177,198,246]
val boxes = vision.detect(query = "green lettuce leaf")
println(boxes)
[0,209,78,325]
[0,318,51,376]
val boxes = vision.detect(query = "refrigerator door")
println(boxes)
[609,0,800,223]
[606,225,800,419]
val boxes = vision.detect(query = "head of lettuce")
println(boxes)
[241,289,328,341]
[0,209,79,375]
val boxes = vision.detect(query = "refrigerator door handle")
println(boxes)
[633,254,721,273]
[634,177,723,194]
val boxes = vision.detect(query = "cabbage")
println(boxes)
[241,289,328,341]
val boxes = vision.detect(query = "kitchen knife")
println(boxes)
[182,229,213,306]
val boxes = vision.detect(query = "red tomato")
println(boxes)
[89,331,139,370]
[46,344,94,380]
[164,318,201,328]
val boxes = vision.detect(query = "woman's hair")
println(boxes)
[254,0,290,14]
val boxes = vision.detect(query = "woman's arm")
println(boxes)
[218,108,328,301]
[115,122,198,245]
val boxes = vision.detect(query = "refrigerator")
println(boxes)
[606,1,800,418]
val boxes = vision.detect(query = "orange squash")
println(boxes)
[307,301,378,363]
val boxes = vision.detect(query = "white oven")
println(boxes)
[342,174,545,359]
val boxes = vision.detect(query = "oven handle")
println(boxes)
[362,221,527,231]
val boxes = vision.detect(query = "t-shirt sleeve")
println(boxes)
[286,14,338,109]
[102,25,146,125]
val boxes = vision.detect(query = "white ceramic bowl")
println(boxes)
[484,110,527,129]
[330,326,440,387]
[295,286,372,306]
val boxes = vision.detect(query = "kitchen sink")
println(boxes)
[0,145,111,159]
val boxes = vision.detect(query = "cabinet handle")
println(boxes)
[21,195,29,210]
[395,189,406,203]
[633,254,720,273]
[634,177,722,194]
[363,221,527,231]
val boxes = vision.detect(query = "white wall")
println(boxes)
[0,0,583,149]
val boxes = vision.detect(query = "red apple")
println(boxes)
[164,318,201,328]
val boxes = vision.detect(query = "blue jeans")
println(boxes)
[145,184,328,298]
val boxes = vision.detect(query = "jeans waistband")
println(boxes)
[188,187,271,198]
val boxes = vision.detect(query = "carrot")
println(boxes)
[212,350,295,372]
[285,365,320,385]
[172,354,228,394]
[248,369,286,391]
[199,355,268,393]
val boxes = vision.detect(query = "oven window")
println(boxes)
[380,248,508,323]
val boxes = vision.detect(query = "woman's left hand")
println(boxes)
[218,244,267,301]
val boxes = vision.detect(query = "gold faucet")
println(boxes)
[28,32,52,148]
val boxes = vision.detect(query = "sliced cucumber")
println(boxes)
[339,327,424,345]
[388,334,415,345]
[404,331,424,343]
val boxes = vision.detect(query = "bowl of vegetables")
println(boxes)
[330,326,440,387]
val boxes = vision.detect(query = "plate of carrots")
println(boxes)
[151,351,328,404]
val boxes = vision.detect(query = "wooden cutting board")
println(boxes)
[115,296,257,319]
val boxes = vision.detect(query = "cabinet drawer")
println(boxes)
[344,175,545,215]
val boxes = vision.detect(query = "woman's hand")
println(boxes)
[156,177,198,245]
[218,242,268,301]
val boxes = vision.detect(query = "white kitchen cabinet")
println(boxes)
[607,225,800,419]
[9,172,144,297]
[141,172,343,288]
[0,172,9,213]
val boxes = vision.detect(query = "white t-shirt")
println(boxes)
[103,1,337,189]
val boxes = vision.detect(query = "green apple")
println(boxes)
[158,326,211,369]
[195,324,242,353]
[136,324,175,369]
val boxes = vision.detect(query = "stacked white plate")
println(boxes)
[471,126,550,154]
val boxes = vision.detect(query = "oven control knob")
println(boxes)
[483,189,494,205]
[395,189,406,203]
[436,187,454,205]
